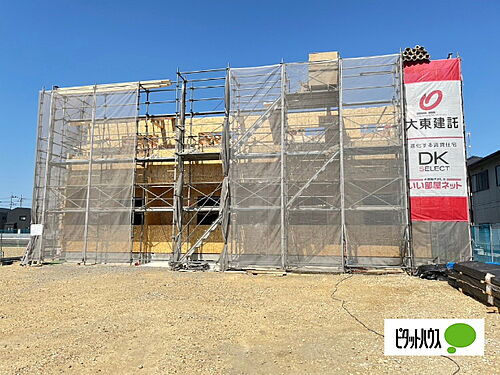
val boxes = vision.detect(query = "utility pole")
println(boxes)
[7,194,25,209]
[9,195,17,209]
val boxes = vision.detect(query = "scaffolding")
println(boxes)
[24,53,413,271]
[225,54,409,271]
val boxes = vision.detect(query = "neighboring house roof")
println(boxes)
[467,150,500,170]
[466,156,483,166]
[8,207,30,213]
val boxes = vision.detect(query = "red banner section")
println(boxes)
[410,197,469,221]
[404,59,469,222]
[404,59,461,84]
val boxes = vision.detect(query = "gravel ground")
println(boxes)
[0,264,498,374]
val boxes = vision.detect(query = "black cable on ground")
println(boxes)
[331,274,460,375]
[441,355,461,375]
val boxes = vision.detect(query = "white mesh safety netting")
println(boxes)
[25,55,422,269]
[25,86,138,264]
[227,55,409,270]
[341,55,409,267]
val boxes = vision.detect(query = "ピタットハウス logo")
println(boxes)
[384,319,484,356]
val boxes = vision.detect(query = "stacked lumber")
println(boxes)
[448,261,500,308]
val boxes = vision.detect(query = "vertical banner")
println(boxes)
[404,59,469,221]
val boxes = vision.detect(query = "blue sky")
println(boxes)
[0,0,499,204]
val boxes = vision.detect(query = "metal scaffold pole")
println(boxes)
[129,82,141,264]
[220,66,231,271]
[172,76,187,263]
[399,53,414,271]
[35,90,55,264]
[82,85,98,265]
[338,57,347,272]
[280,62,287,270]
[458,57,473,260]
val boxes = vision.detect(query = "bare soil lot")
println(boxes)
[0,264,498,374]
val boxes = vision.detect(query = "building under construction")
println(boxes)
[23,51,472,271]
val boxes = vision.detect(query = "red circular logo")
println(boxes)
[419,90,443,110]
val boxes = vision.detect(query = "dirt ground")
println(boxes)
[0,264,498,375]
[1,246,25,258]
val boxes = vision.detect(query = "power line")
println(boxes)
[0,194,31,209]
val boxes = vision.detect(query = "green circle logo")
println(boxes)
[444,323,476,354]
